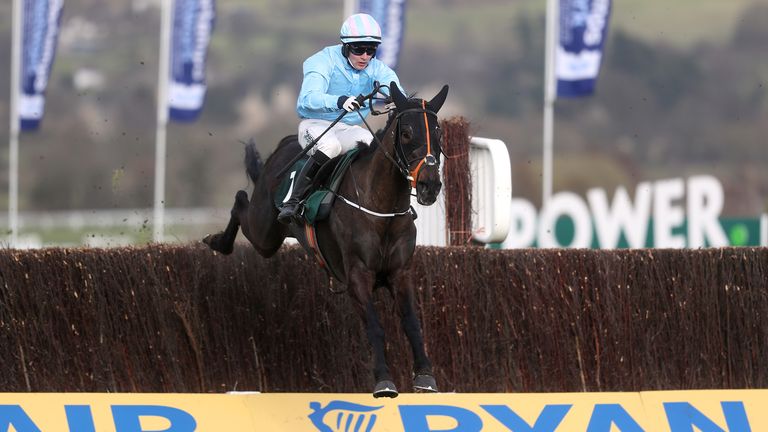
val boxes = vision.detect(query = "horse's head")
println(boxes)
[389,82,449,206]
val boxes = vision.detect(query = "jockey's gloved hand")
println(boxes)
[338,96,362,112]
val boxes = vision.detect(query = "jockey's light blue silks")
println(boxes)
[296,45,402,125]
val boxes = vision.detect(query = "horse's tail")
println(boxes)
[243,138,263,184]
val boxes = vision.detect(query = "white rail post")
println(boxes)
[8,0,23,247]
[153,0,173,242]
[542,0,558,208]
[469,137,511,244]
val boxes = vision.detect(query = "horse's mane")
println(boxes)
[353,116,392,159]
[354,117,392,159]
[355,92,421,159]
[355,137,379,159]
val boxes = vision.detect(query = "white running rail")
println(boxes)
[3,137,513,248]
[413,136,511,246]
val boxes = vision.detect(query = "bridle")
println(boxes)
[337,88,443,218]
[359,98,442,189]
[392,100,442,188]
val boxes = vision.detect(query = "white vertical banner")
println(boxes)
[8,0,63,246]
[168,0,216,122]
[155,0,215,241]
[543,0,611,206]
[357,0,406,70]
[19,0,64,131]
[556,0,612,97]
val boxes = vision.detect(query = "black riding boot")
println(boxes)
[277,151,330,224]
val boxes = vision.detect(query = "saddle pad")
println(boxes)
[274,158,307,208]
[302,148,360,224]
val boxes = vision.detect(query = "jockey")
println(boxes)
[278,13,404,224]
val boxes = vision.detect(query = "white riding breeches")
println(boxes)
[298,119,374,159]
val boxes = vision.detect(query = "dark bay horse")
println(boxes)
[203,82,449,398]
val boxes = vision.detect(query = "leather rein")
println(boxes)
[358,100,441,189]
[334,100,440,218]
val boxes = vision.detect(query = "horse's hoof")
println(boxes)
[373,380,399,398]
[413,374,438,393]
[202,233,233,255]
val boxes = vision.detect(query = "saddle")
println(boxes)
[275,148,360,225]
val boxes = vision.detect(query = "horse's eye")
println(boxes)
[401,126,413,142]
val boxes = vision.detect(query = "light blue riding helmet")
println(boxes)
[340,13,382,44]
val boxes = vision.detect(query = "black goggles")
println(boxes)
[347,44,378,56]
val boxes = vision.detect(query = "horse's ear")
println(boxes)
[390,81,408,109]
[427,85,450,113]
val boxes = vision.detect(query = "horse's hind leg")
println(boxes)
[203,190,248,255]
[237,186,287,258]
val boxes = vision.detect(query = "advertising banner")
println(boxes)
[641,390,768,432]
[19,0,64,131]
[265,392,650,431]
[0,393,254,432]
[502,176,768,249]
[358,0,406,70]
[2,390,768,431]
[556,0,612,97]
[168,0,216,122]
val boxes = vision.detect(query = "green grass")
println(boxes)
[14,224,216,247]
[612,0,768,48]
[210,0,768,52]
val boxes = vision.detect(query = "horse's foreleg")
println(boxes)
[202,190,248,255]
[348,266,398,398]
[394,273,438,393]
[364,300,397,397]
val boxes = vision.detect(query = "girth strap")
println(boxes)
[303,223,344,282]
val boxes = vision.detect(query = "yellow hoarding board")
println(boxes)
[1,389,767,431]
[640,389,768,432]
[0,393,254,432]
[244,392,649,431]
